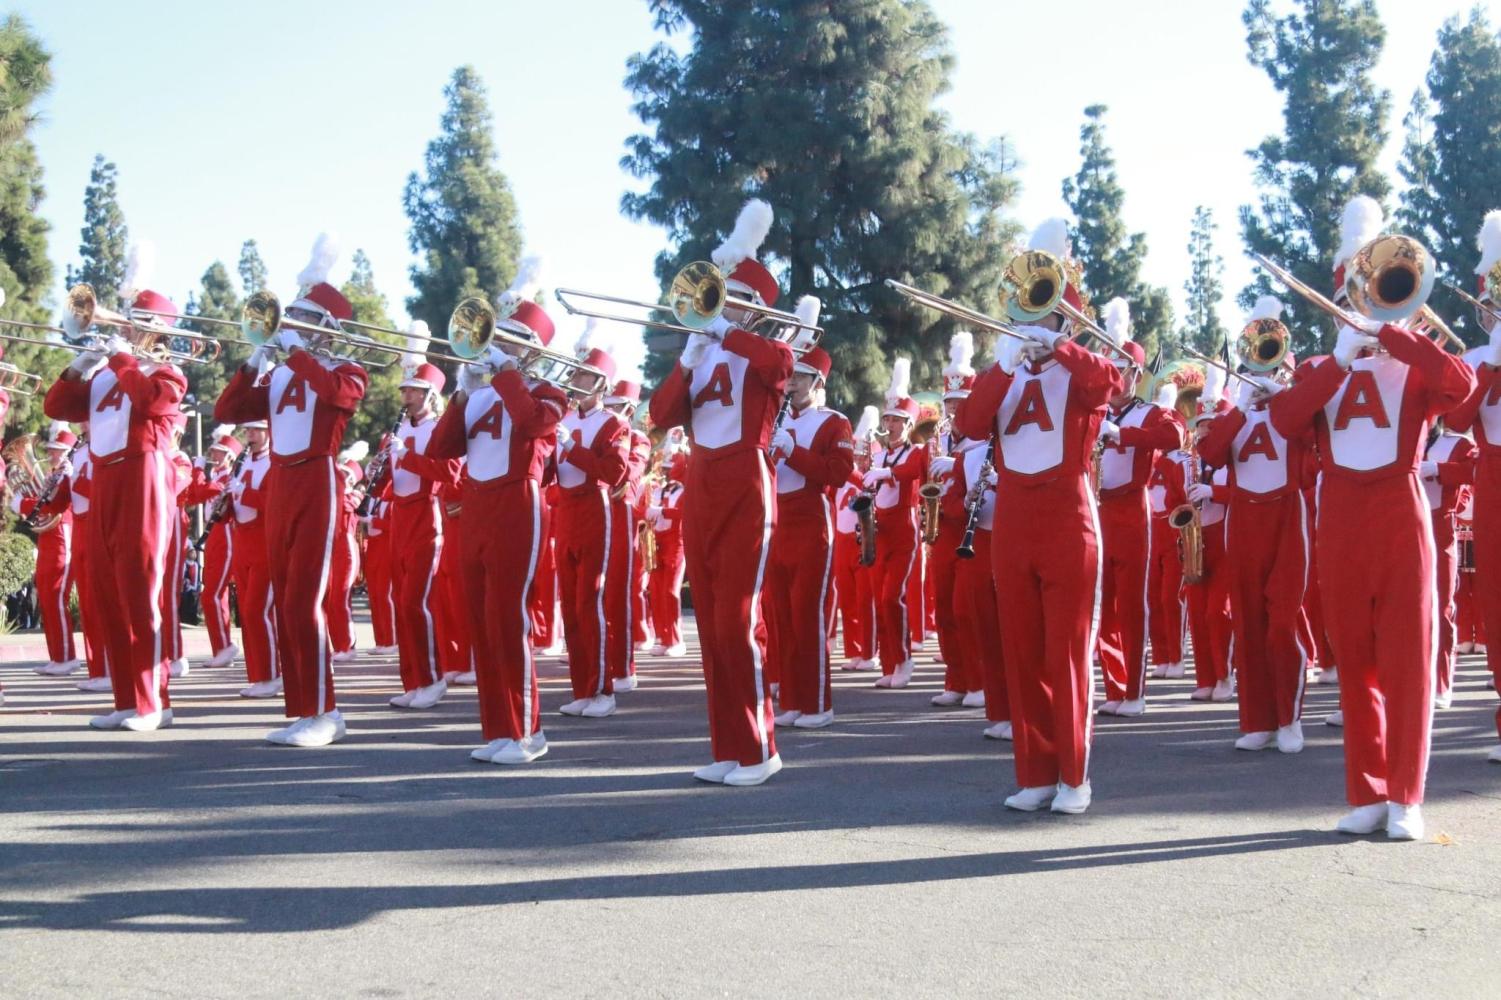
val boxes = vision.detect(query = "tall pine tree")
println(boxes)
[1239,0,1390,356]
[341,249,403,445]
[1180,206,1227,356]
[182,262,239,409]
[403,67,524,340]
[1060,104,1173,357]
[237,239,268,296]
[621,0,1020,408]
[67,155,129,308]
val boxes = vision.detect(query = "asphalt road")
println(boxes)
[2,622,1500,999]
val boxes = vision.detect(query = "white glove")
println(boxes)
[984,467,999,487]
[862,467,893,489]
[388,435,408,458]
[276,329,305,352]
[104,333,133,357]
[7,493,21,514]
[770,429,795,459]
[646,504,663,521]
[1249,375,1285,398]
[458,363,488,395]
[929,456,956,477]
[703,315,734,339]
[1187,482,1215,504]
[247,343,278,371]
[1485,330,1501,369]
[1016,323,1066,349]
[68,350,107,378]
[192,456,206,470]
[995,334,1030,376]
[485,345,517,371]
[558,428,577,454]
[1233,378,1257,411]
[1420,460,1439,479]
[680,333,713,370]
[1099,419,1121,444]
[1332,325,1379,369]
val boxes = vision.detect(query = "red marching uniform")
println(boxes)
[604,416,650,686]
[929,436,983,702]
[69,450,110,686]
[230,441,279,690]
[1454,492,1485,652]
[16,428,82,671]
[325,453,364,660]
[1421,430,1476,702]
[647,458,687,652]
[866,428,928,684]
[1145,454,1185,675]
[831,475,875,666]
[944,440,1011,731]
[162,443,192,674]
[363,490,396,651]
[181,437,242,664]
[436,470,474,681]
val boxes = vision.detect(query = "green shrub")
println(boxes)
[0,532,36,598]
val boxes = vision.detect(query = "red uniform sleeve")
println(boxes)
[36,477,72,517]
[427,402,467,461]
[1196,406,1246,469]
[1269,358,1344,439]
[1378,324,1476,418]
[43,372,91,423]
[1053,339,1123,409]
[648,364,692,432]
[180,466,225,506]
[1438,438,1477,487]
[1118,405,1182,451]
[497,371,567,438]
[566,414,629,488]
[397,440,462,487]
[785,414,855,490]
[724,328,794,391]
[891,442,929,484]
[954,363,1012,441]
[285,350,368,412]
[215,365,270,423]
[108,354,187,415]
[1446,365,1496,434]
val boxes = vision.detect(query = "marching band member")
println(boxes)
[955,218,1122,815]
[1454,491,1485,655]
[44,242,188,731]
[554,329,626,718]
[647,197,793,786]
[436,464,475,684]
[1145,450,1186,681]
[68,432,112,693]
[530,481,565,657]
[427,267,567,764]
[1093,299,1181,717]
[163,415,192,678]
[362,476,398,655]
[1267,196,1473,838]
[384,332,460,710]
[602,363,650,692]
[327,442,367,663]
[833,407,879,671]
[230,420,281,698]
[16,422,82,676]
[1419,421,1475,709]
[766,333,854,730]
[864,357,927,690]
[181,426,243,669]
[215,233,369,747]
[646,450,688,657]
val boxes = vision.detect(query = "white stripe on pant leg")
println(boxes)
[521,482,541,738]
[594,489,612,696]
[623,503,635,675]
[263,579,280,680]
[1291,492,1311,720]
[748,455,776,762]
[895,510,919,663]
[314,459,338,715]
[817,495,834,714]
[1416,476,1440,799]
[58,526,74,661]
[146,453,172,714]
[418,498,443,685]
[1133,501,1151,698]
[1082,477,1105,782]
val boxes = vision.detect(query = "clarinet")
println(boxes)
[355,416,404,518]
[192,450,248,550]
[23,440,86,529]
[955,439,996,560]
[767,394,792,456]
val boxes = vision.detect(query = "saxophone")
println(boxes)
[4,434,61,531]
[1168,440,1205,585]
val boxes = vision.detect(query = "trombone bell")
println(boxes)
[669,261,726,330]
[1345,234,1435,325]
[1239,318,1290,373]
[1002,251,1069,324]
[448,297,496,360]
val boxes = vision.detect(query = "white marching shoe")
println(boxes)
[1116,698,1146,717]
[388,690,417,709]
[1487,744,1501,763]
[1189,687,1213,701]
[283,711,346,748]
[1325,710,1344,728]
[168,658,189,679]
[613,675,638,693]
[471,738,510,762]
[1051,782,1092,814]
[76,676,114,693]
[649,643,668,656]
[331,649,358,664]
[983,721,1014,741]
[774,710,803,727]
[205,644,240,668]
[409,680,448,710]
[121,709,173,732]
[1457,641,1475,654]
[930,690,964,707]
[1276,721,1304,754]
[1210,679,1235,702]
[724,754,783,787]
[580,694,617,718]
[558,698,590,717]
[1335,802,1388,835]
[40,659,83,676]
[1314,665,1339,686]
[662,643,688,657]
[961,690,986,708]
[840,657,864,672]
[452,670,477,686]
[793,710,833,729]
[1434,689,1453,710]
[88,709,134,730]
[1151,662,1171,679]
[240,679,283,699]
[888,659,915,688]
[492,733,548,764]
[372,644,399,655]
[693,760,739,784]
[1004,785,1056,811]
[1235,731,1274,751]
[1096,700,1122,716]
[1386,803,1424,841]
[1165,662,1186,679]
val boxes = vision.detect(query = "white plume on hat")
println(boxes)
[793,294,821,330]
[1248,295,1284,323]
[48,419,69,441]
[1203,362,1226,408]
[1101,297,1131,348]
[1336,196,1384,269]
[0,286,7,308]
[1475,210,1501,276]
[885,356,911,406]
[340,441,370,464]
[296,232,341,289]
[402,320,431,374]
[209,423,235,442]
[945,331,975,377]
[853,405,880,441]
[498,254,544,319]
[712,199,774,272]
[119,240,156,300]
[1154,380,1178,409]
[1028,218,1071,258]
[573,316,606,357]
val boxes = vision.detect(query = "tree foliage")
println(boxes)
[1180,206,1227,356]
[341,249,404,446]
[181,261,239,417]
[237,239,267,296]
[66,155,129,310]
[1238,0,1390,356]
[621,0,1020,410]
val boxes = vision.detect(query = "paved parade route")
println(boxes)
[3,620,1500,999]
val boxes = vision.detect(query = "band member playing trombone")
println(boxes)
[230,420,281,698]
[647,198,794,786]
[1264,196,1473,839]
[44,244,189,731]
[215,233,369,747]
[766,336,854,729]
[955,218,1123,815]
[181,426,243,668]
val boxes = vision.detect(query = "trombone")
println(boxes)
[554,260,823,354]
[0,284,216,366]
[238,290,404,369]
[0,363,41,396]
[445,295,609,401]
[999,250,1142,367]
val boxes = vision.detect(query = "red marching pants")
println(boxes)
[930,519,973,692]
[1097,491,1151,702]
[649,531,685,648]
[1319,475,1437,807]
[556,488,614,700]
[872,507,919,673]
[437,510,472,676]
[1185,527,1232,691]
[73,513,108,678]
[995,475,1100,789]
[324,510,358,655]
[957,528,1010,724]
[1456,564,1485,648]
[364,530,396,649]
[1302,486,1337,671]
[1473,456,1501,739]
[265,458,340,719]
[683,449,778,767]
[766,497,837,716]
[201,522,234,656]
[1226,493,1311,733]
[531,528,559,650]
[832,530,874,661]
[35,522,76,663]
[1147,514,1184,667]
[89,453,176,715]
[605,496,636,682]
[632,517,651,646]
[391,496,445,693]
[1432,510,1459,698]
[232,519,279,685]
[466,480,547,742]
[910,544,928,645]
[160,511,186,664]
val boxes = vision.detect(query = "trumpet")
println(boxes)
[555,260,823,354]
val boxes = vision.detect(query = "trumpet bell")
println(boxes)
[669,261,726,330]
[1002,250,1068,324]
[1239,318,1290,373]
[241,290,281,347]
[448,296,496,360]
[1345,234,1435,324]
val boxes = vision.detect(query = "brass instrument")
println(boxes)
[1239,317,1291,372]
[239,290,403,369]
[916,415,951,545]
[3,434,60,531]
[555,260,823,354]
[0,363,40,396]
[1179,345,1261,388]
[918,480,943,545]
[850,486,877,567]
[999,250,1142,367]
[1166,386,1207,585]
[447,296,609,401]
[639,517,658,574]
[0,284,217,366]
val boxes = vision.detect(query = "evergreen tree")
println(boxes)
[0,14,51,148]
[621,0,1020,409]
[71,155,129,309]
[341,249,403,445]
[237,239,268,296]
[1394,90,1436,238]
[403,67,524,340]
[182,262,239,409]
[1239,0,1390,356]
[1061,104,1173,358]
[1181,206,1227,356]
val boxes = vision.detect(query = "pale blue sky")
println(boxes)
[16,0,1495,352]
